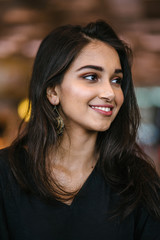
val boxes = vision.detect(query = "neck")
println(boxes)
[53,129,98,172]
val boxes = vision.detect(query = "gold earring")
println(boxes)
[54,106,64,135]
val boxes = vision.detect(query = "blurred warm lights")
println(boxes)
[2,8,39,24]
[21,40,41,58]
[18,98,31,122]
[0,37,41,58]
[0,39,19,58]
[140,34,160,52]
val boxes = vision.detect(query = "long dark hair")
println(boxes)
[10,20,160,219]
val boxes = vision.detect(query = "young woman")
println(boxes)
[0,20,160,240]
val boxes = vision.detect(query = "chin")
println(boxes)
[92,124,111,132]
[98,127,110,132]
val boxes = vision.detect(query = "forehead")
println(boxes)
[70,40,121,70]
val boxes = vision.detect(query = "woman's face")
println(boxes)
[55,40,124,133]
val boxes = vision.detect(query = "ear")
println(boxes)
[46,86,60,106]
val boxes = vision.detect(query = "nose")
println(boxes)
[98,82,115,102]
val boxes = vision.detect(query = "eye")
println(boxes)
[111,77,122,85]
[82,73,98,82]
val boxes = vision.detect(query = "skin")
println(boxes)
[47,40,124,201]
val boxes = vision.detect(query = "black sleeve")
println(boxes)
[0,149,10,240]
[134,207,160,240]
[0,187,10,240]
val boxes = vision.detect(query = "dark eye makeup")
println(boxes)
[81,73,123,85]
[111,77,123,85]
[82,73,98,82]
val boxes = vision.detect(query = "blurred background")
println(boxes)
[0,0,160,173]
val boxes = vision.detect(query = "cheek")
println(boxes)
[116,89,124,108]
[60,84,94,104]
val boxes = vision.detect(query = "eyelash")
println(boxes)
[82,73,98,82]
[82,73,123,85]
[111,77,123,85]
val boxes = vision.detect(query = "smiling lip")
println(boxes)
[89,105,114,116]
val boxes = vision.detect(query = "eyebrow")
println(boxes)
[76,65,123,74]
[114,69,123,74]
[76,65,104,72]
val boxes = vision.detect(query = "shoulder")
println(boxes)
[0,147,14,189]
[0,148,10,177]
[0,146,26,183]
[0,146,28,174]
[134,205,160,239]
[0,146,28,201]
[0,147,10,160]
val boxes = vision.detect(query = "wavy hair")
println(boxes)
[10,20,160,219]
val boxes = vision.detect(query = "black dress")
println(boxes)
[0,148,160,240]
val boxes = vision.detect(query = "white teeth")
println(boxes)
[91,106,111,112]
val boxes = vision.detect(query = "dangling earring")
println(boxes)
[54,106,64,135]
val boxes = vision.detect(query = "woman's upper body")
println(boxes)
[1,147,160,240]
[1,20,160,239]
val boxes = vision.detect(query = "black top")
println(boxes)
[0,148,160,240]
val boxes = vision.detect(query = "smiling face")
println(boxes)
[48,40,124,133]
